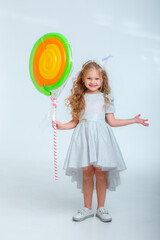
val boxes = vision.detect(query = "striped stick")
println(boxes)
[50,95,58,180]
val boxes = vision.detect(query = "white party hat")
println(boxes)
[83,55,112,70]
[94,55,112,70]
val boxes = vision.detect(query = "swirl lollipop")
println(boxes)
[29,33,73,180]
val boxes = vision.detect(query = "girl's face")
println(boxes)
[83,68,103,94]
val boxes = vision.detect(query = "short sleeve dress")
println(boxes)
[63,92,127,193]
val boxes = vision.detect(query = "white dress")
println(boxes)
[63,92,127,193]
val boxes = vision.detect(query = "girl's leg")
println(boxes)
[94,167,107,209]
[82,165,95,210]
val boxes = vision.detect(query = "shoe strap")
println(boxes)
[99,207,109,214]
[78,208,87,215]
[78,207,91,215]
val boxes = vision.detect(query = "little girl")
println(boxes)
[52,60,149,222]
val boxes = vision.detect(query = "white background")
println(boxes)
[0,0,159,239]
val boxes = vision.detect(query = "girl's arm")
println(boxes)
[52,119,79,130]
[63,119,79,130]
[105,113,149,127]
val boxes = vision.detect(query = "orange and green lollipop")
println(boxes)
[29,33,73,181]
[29,33,72,96]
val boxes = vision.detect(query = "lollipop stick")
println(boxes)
[50,95,58,180]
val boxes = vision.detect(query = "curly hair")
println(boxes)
[64,61,112,120]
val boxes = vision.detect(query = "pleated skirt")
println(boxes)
[63,117,127,193]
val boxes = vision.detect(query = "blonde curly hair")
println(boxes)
[65,61,112,120]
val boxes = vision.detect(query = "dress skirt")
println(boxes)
[63,116,127,194]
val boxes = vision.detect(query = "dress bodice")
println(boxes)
[79,92,115,122]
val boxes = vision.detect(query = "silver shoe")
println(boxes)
[96,207,112,222]
[72,207,94,222]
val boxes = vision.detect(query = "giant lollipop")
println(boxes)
[29,33,73,180]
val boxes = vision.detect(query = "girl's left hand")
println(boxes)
[133,114,149,126]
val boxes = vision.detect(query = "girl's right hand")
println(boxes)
[52,120,64,130]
